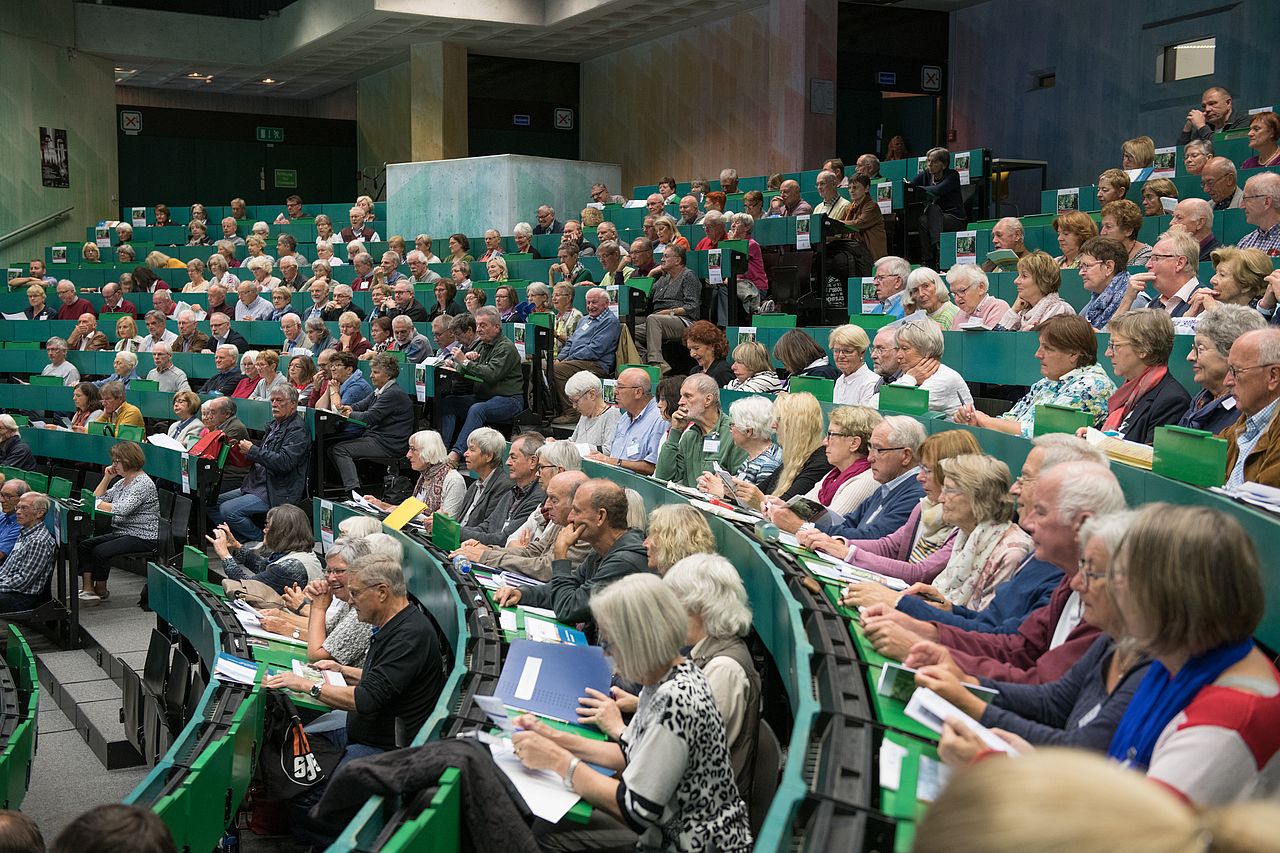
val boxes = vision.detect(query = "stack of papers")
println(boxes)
[805,558,909,591]
[230,600,307,647]
[1212,482,1280,515]
[213,652,259,685]
[499,570,541,588]
[523,613,587,646]
[1083,427,1153,469]
[688,498,761,525]
[346,491,384,513]
[146,433,188,453]
[489,739,580,823]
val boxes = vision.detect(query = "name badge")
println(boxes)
[703,438,720,454]
[626,441,640,457]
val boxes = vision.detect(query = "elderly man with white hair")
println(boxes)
[200,344,245,396]
[350,251,376,290]
[339,205,378,244]
[277,255,305,291]
[1126,229,1208,318]
[868,255,910,318]
[1201,156,1244,211]
[1169,197,1221,261]
[406,250,441,285]
[884,320,972,416]
[220,216,245,247]
[234,280,274,321]
[982,217,1028,272]
[855,153,882,180]
[1236,172,1280,254]
[146,341,191,392]
[654,374,747,487]
[174,309,208,353]
[41,337,80,386]
[551,287,621,422]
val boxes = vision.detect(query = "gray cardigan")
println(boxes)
[648,268,701,322]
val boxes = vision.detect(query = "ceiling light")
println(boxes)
[260,78,278,84]
[187,71,203,78]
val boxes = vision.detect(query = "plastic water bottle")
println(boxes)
[452,555,472,575]
[753,518,779,545]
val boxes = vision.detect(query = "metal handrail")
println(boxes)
[0,207,75,250]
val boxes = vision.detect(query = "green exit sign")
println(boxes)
[274,169,297,188]
[256,126,284,143]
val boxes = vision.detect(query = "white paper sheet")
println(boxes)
[490,740,580,823]
[915,755,951,802]
[518,605,559,619]
[499,610,518,632]
[146,433,188,452]
[904,688,1018,754]
[879,738,908,791]
[213,652,258,685]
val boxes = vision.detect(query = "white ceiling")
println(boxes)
[78,0,769,100]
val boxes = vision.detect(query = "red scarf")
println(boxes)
[818,457,870,506]
[1103,365,1167,431]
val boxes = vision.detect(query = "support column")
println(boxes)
[408,41,468,162]
[768,0,838,170]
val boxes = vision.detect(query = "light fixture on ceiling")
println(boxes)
[260,78,280,84]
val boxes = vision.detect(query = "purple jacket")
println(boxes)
[845,502,957,584]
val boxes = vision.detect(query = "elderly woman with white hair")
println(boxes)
[697,395,781,496]
[207,252,240,290]
[511,573,753,852]
[827,324,878,405]
[580,554,762,799]
[363,429,466,521]
[886,320,973,416]
[562,371,622,452]
[907,267,960,328]
[94,350,141,390]
[246,255,281,292]
[511,221,540,258]
[947,265,1010,330]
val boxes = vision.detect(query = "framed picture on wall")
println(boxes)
[40,127,69,189]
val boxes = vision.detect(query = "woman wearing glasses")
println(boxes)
[1094,309,1190,444]
[1179,305,1265,434]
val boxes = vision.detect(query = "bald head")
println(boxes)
[1171,198,1213,239]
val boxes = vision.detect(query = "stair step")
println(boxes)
[35,648,143,770]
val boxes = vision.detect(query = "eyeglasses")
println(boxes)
[324,567,347,576]
[872,274,901,283]
[537,463,563,473]
[346,582,384,599]
[1227,362,1280,379]
[826,431,851,439]
[831,347,860,357]
[1077,259,1105,271]
[867,445,907,455]
[1078,558,1108,588]
[940,486,964,497]
[1200,174,1227,187]
[1146,253,1178,262]
[1242,194,1268,201]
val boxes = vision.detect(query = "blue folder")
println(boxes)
[495,639,614,723]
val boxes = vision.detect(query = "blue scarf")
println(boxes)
[1107,638,1254,768]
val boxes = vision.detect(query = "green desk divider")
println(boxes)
[23,473,48,493]
[117,424,145,442]
[27,375,64,387]
[1152,425,1228,488]
[3,342,40,350]
[79,488,97,518]
[387,349,406,363]
[618,363,659,388]
[87,421,108,436]
[753,314,797,329]
[627,276,654,296]
[788,376,834,402]
[1032,404,1094,437]
[7,415,30,427]
[182,545,209,583]
[49,477,71,500]
[100,312,130,329]
[847,314,897,331]
[527,311,552,330]
[878,383,931,415]
[503,252,532,261]
[432,512,460,552]
[130,379,160,392]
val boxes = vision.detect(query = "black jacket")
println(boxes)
[911,167,966,220]
[389,299,429,323]
[456,467,514,529]
[1117,371,1192,446]
[321,303,367,322]
[312,738,539,853]
[461,480,546,546]
[0,436,35,471]
[760,444,834,501]
[205,329,250,353]
[350,383,415,455]
[691,359,735,388]
[244,413,311,506]
[426,299,465,322]
[199,368,244,397]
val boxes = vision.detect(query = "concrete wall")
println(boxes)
[387,154,620,240]
[949,0,1278,190]
[0,3,118,264]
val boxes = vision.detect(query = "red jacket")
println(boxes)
[936,574,1100,684]
[56,297,97,320]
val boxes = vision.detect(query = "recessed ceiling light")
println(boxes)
[260,78,278,84]
[187,71,203,78]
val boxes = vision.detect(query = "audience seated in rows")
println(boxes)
[329,353,415,495]
[551,287,620,420]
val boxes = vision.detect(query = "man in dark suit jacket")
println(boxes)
[203,313,249,353]
[329,353,416,493]
[199,344,245,397]
[451,429,514,530]
[532,205,564,235]
[460,434,547,546]
[801,416,927,546]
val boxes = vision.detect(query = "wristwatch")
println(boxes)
[292,629,301,640]
[310,683,323,699]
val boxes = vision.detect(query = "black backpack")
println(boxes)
[258,690,344,801]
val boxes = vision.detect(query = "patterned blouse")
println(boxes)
[619,661,753,853]
[1000,363,1116,438]
[554,308,583,357]
[1081,271,1135,329]
[104,473,160,540]
[736,443,783,485]
[321,599,370,666]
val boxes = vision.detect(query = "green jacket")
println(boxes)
[461,335,523,399]
[654,409,747,488]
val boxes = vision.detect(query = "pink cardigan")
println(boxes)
[845,502,958,584]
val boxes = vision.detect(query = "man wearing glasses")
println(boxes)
[798,416,925,549]
[1125,230,1207,318]
[591,183,625,206]
[1221,329,1280,487]
[459,433,547,546]
[1200,157,1243,211]
[588,367,666,476]
[867,256,909,319]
